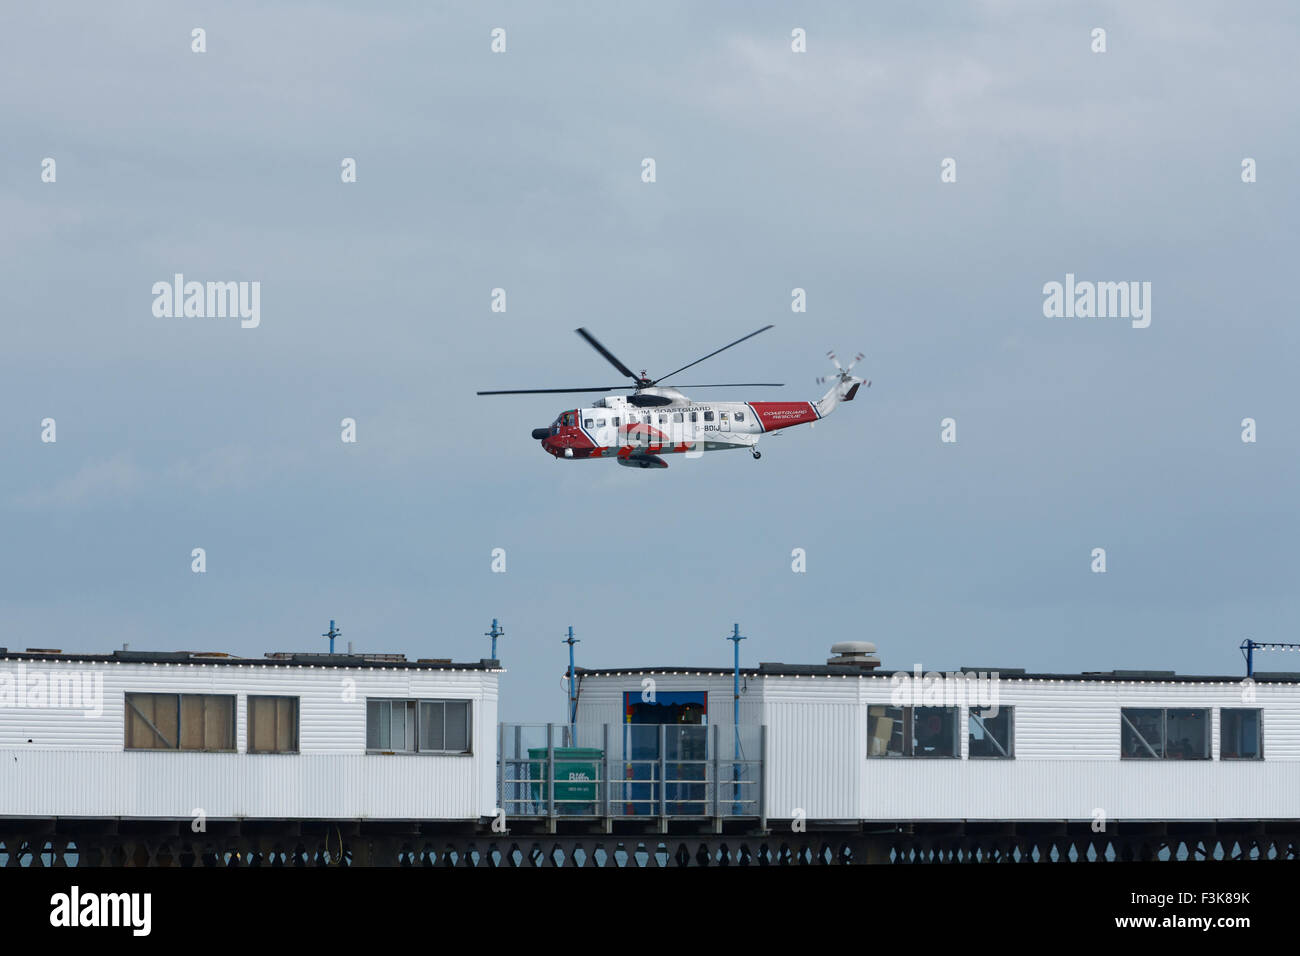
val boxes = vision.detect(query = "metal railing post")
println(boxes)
[602,723,611,823]
[659,723,668,825]
[497,723,505,818]
[712,722,721,826]
[513,724,523,813]
[546,723,556,823]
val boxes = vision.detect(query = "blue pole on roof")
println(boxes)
[322,620,341,655]
[727,623,746,813]
[485,618,503,660]
[564,627,580,743]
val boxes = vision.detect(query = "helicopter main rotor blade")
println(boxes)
[575,328,641,382]
[653,325,774,385]
[668,383,784,388]
[477,387,621,395]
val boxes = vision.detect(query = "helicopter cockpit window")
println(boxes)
[672,413,683,423]
[703,411,715,422]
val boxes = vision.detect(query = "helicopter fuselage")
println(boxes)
[539,393,825,463]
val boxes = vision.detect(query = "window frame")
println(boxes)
[867,705,959,758]
[967,706,1015,759]
[1219,708,1264,761]
[124,692,236,753]
[366,697,473,755]
[246,695,300,754]
[1120,707,1210,760]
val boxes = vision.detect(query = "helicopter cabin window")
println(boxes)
[642,413,652,425]
[584,418,594,428]
[703,411,715,422]
[736,411,745,421]
[611,417,620,427]
[658,414,668,425]
[689,412,698,422]
[672,412,684,423]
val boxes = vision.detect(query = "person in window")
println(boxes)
[914,713,944,755]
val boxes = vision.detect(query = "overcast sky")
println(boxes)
[2,1,1297,720]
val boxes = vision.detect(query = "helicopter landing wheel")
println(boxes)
[752,449,762,460]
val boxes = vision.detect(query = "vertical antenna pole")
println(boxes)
[322,620,341,655]
[485,618,504,660]
[727,623,746,813]
[564,626,580,744]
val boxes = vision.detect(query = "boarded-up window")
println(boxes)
[125,693,234,751]
[248,696,298,753]
[125,693,179,750]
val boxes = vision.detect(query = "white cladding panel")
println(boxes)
[859,760,1300,821]
[576,672,1300,821]
[762,689,862,820]
[0,658,499,819]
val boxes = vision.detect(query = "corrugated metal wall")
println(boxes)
[577,672,1300,821]
[0,659,499,819]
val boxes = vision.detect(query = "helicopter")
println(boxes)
[477,325,869,469]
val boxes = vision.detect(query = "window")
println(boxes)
[912,707,958,757]
[736,411,745,421]
[418,700,472,753]
[868,704,904,756]
[642,413,652,425]
[672,413,683,423]
[1121,708,1209,760]
[968,707,1014,758]
[612,417,620,427]
[689,412,698,422]
[703,411,714,422]
[584,418,594,428]
[125,693,235,751]
[868,705,958,757]
[248,696,299,754]
[658,414,667,425]
[596,418,606,427]
[367,699,415,751]
[1220,709,1262,760]
[367,698,471,754]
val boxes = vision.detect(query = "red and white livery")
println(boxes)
[479,327,868,469]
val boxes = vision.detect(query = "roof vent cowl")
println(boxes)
[827,641,881,670]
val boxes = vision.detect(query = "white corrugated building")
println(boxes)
[569,642,1300,822]
[0,648,500,821]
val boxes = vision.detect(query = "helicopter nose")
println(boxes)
[532,427,550,440]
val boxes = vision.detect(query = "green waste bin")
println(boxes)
[527,747,603,814]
